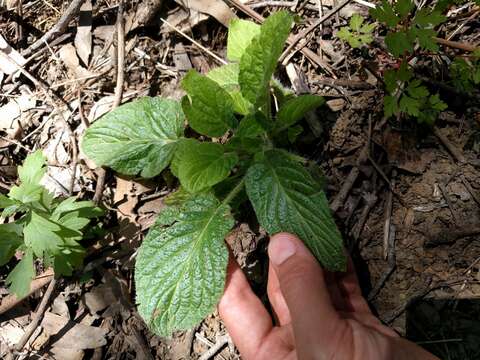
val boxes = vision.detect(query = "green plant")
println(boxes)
[450,50,480,92]
[370,0,447,123]
[82,11,346,336]
[337,14,375,48]
[0,151,102,297]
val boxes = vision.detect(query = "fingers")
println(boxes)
[337,257,372,314]
[268,233,341,354]
[218,255,273,360]
[267,263,291,325]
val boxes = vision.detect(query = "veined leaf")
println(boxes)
[227,19,261,61]
[350,14,364,32]
[236,115,265,138]
[239,11,293,105]
[181,70,236,137]
[275,95,324,132]
[135,194,234,336]
[385,31,412,57]
[6,249,35,297]
[370,0,400,27]
[176,140,239,193]
[245,150,346,271]
[206,64,252,115]
[17,150,47,185]
[23,211,64,257]
[394,0,414,18]
[82,97,184,178]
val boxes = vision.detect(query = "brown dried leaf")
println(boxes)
[175,0,236,26]
[74,0,93,66]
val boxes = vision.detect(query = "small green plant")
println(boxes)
[370,0,448,123]
[337,14,375,48]
[82,11,345,336]
[0,151,102,297]
[450,50,480,92]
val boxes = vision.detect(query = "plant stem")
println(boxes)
[222,178,245,205]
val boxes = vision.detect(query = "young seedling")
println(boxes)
[82,11,346,336]
[337,14,375,48]
[370,0,448,123]
[0,151,102,297]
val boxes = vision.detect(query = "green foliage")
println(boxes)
[82,11,345,337]
[337,14,375,48]
[450,51,480,92]
[370,0,445,56]
[0,151,102,297]
[383,63,447,124]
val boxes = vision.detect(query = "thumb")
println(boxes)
[268,233,341,351]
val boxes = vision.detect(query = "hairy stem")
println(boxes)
[222,177,245,205]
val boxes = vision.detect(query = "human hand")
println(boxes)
[219,232,439,360]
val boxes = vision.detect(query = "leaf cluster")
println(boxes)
[450,50,480,93]
[383,62,447,124]
[82,11,345,337]
[0,151,102,297]
[337,14,375,48]
[370,0,446,57]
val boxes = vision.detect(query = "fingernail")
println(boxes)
[269,233,297,265]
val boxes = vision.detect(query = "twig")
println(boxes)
[351,192,377,241]
[68,135,78,195]
[438,183,461,226]
[368,224,396,301]
[159,18,227,65]
[330,167,360,213]
[382,175,394,260]
[14,279,57,352]
[113,0,125,108]
[198,335,229,360]
[424,226,480,247]
[278,0,352,63]
[434,37,478,52]
[247,1,297,8]
[460,175,480,206]
[433,127,466,164]
[92,1,125,204]
[22,0,85,57]
[0,269,54,316]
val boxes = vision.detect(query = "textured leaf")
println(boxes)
[182,70,236,137]
[350,14,364,32]
[82,97,184,178]
[384,95,399,117]
[239,11,293,105]
[17,150,47,185]
[206,64,252,115]
[399,94,421,116]
[0,223,23,266]
[135,194,234,336]
[276,95,324,132]
[406,80,429,99]
[394,0,414,18]
[227,19,261,61]
[176,140,239,193]
[236,115,265,138]
[412,27,438,52]
[6,249,35,297]
[385,31,412,57]
[245,150,346,271]
[8,183,44,204]
[370,0,400,27]
[23,211,63,257]
[414,8,445,27]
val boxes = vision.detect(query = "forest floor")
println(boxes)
[0,0,479,359]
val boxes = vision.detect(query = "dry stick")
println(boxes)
[68,135,78,195]
[93,1,125,204]
[330,167,360,213]
[22,0,84,57]
[352,192,377,241]
[433,127,466,164]
[368,224,396,301]
[198,335,229,360]
[227,0,335,75]
[14,279,58,352]
[438,183,461,226]
[278,0,352,63]
[159,18,227,65]
[0,270,54,316]
[382,175,394,260]
[434,37,479,52]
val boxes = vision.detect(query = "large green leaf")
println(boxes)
[227,19,261,61]
[6,249,35,297]
[245,150,346,271]
[206,64,252,115]
[17,150,47,184]
[23,211,64,257]
[82,97,184,178]
[176,140,238,193]
[135,194,233,336]
[275,95,325,132]
[181,70,236,137]
[239,11,293,106]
